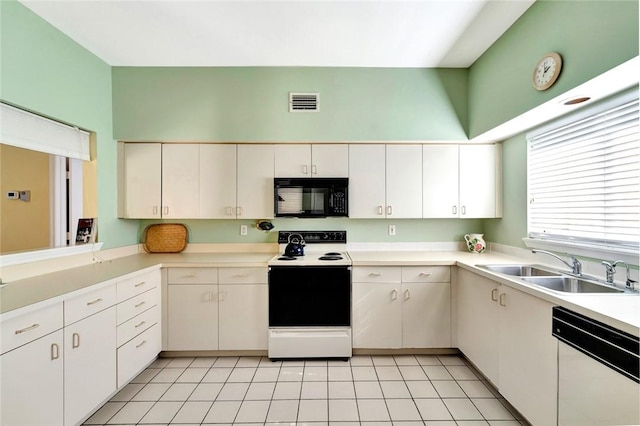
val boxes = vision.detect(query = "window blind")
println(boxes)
[0,102,90,161]
[527,90,639,252]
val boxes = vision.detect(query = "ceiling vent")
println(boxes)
[289,92,319,112]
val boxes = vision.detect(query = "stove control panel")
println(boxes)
[277,230,347,244]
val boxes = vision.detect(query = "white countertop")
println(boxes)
[2,249,638,336]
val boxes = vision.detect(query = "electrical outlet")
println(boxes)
[240,225,248,236]
[389,225,396,236]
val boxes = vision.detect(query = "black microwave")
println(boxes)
[274,177,348,218]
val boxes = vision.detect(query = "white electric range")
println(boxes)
[267,231,352,360]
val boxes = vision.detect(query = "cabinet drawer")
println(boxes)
[65,285,117,326]
[402,266,451,283]
[117,305,159,348]
[352,266,401,283]
[117,270,159,303]
[117,324,161,388]
[117,288,159,326]
[167,267,218,284]
[1,302,63,354]
[219,267,267,284]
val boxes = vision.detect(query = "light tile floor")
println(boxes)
[83,354,530,426]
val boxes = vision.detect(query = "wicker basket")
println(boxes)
[143,223,188,253]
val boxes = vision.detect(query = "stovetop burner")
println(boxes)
[319,255,344,261]
[324,252,342,256]
[277,256,298,261]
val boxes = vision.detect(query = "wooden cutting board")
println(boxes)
[142,223,188,253]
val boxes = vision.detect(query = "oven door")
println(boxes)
[269,266,351,327]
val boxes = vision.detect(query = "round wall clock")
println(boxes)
[532,52,562,91]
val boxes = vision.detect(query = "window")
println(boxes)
[526,89,639,258]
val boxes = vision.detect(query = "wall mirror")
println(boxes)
[0,103,97,256]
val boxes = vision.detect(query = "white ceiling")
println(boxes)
[19,0,535,67]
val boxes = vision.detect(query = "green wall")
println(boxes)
[0,0,137,249]
[468,0,639,138]
[472,0,638,249]
[112,67,469,142]
[3,0,638,250]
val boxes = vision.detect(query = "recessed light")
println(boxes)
[563,96,591,105]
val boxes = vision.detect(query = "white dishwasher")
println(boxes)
[552,306,639,426]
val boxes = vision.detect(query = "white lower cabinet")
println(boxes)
[353,266,451,349]
[64,307,116,426]
[1,330,64,426]
[168,284,219,350]
[166,267,268,351]
[456,268,557,426]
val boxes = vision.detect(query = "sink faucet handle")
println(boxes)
[570,257,582,276]
[602,261,616,284]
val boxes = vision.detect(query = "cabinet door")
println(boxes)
[352,282,402,348]
[386,145,422,218]
[274,144,311,177]
[348,144,386,218]
[237,144,274,218]
[459,144,497,218]
[64,307,116,426]
[498,286,557,426]
[456,268,499,385]
[312,144,349,177]
[162,144,200,218]
[218,284,268,350]
[122,143,162,218]
[402,282,451,348]
[0,330,64,426]
[167,285,218,350]
[200,144,237,218]
[423,144,459,218]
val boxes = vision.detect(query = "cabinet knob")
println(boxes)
[404,289,411,300]
[391,289,398,301]
[378,206,384,215]
[302,165,309,175]
[387,206,393,215]
[312,165,318,175]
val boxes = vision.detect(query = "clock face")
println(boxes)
[533,52,562,90]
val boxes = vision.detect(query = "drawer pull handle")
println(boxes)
[233,274,249,278]
[136,340,147,349]
[135,301,146,308]
[86,298,103,306]
[182,274,199,278]
[51,343,60,360]
[72,332,80,348]
[134,281,146,288]
[15,323,40,335]
[369,272,382,277]
[418,272,432,277]
[134,320,146,328]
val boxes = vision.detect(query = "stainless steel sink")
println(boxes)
[477,264,560,277]
[521,276,625,294]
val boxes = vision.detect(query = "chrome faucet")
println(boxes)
[532,249,582,276]
[603,260,637,289]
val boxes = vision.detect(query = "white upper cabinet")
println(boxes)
[349,144,422,218]
[349,144,386,218]
[459,144,500,218]
[162,144,200,218]
[423,144,460,218]
[423,144,501,219]
[386,145,422,218]
[237,144,274,218]
[200,144,237,218]
[275,144,348,177]
[121,143,162,218]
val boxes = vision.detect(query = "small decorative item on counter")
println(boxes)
[464,233,486,254]
[256,220,274,232]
